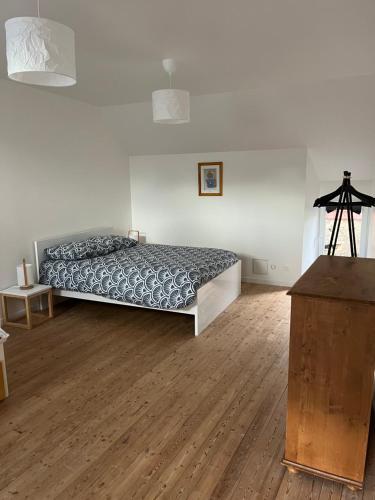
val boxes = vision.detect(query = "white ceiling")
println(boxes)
[1,0,375,180]
[102,74,375,180]
[1,0,375,106]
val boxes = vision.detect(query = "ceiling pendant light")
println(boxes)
[5,0,76,87]
[152,59,190,124]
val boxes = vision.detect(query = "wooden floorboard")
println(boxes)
[1,283,375,499]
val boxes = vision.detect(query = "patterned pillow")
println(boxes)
[45,240,93,260]
[45,235,137,260]
[86,235,137,254]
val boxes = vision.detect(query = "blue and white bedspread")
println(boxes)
[39,244,238,310]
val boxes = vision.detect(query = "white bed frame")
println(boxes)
[34,227,241,336]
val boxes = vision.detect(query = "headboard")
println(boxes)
[33,226,113,280]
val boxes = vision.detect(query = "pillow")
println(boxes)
[45,234,137,261]
[45,240,93,260]
[86,235,137,254]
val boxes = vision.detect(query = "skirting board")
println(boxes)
[242,276,293,287]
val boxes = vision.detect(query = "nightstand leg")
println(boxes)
[48,290,54,318]
[1,296,8,324]
[25,297,32,330]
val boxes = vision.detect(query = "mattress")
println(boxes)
[39,243,238,310]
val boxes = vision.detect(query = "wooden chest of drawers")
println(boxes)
[282,255,375,490]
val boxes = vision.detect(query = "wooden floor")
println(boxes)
[1,283,375,500]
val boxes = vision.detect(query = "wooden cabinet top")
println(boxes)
[288,255,375,304]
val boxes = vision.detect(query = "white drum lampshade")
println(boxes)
[152,59,190,124]
[5,17,76,87]
[152,89,190,124]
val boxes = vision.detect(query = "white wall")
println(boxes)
[301,154,320,272]
[130,149,307,286]
[0,80,132,304]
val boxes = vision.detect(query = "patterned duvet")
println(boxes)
[39,243,238,310]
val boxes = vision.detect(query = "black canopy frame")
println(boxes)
[313,171,375,257]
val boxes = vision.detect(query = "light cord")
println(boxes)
[37,0,40,17]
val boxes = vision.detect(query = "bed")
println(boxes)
[34,227,241,336]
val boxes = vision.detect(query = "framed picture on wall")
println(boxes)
[198,162,223,196]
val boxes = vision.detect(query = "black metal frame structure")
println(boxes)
[313,171,375,257]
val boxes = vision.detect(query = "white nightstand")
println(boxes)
[0,284,53,330]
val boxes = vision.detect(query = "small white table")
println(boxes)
[0,284,53,330]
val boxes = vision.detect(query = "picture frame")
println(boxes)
[198,162,223,196]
